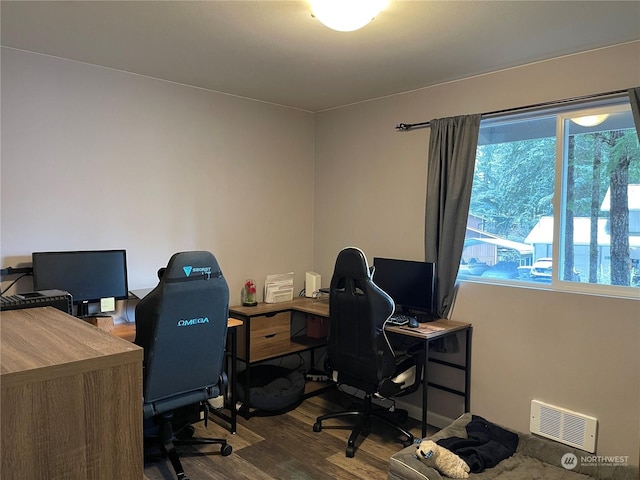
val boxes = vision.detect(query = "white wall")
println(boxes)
[2,41,639,466]
[314,42,640,465]
[1,48,315,306]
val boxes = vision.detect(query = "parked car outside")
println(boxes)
[530,258,581,282]
[530,258,552,282]
[480,261,520,280]
[458,260,523,281]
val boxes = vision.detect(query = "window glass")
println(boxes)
[458,97,640,297]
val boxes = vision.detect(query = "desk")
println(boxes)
[111,318,242,434]
[229,297,332,418]
[230,297,472,437]
[386,320,473,437]
[1,307,144,479]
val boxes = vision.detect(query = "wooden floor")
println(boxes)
[143,389,438,480]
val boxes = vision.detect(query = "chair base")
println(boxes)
[147,410,232,480]
[162,436,232,480]
[313,394,415,458]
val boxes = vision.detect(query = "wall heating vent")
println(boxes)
[530,400,597,453]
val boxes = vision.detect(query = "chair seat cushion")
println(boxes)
[237,365,305,411]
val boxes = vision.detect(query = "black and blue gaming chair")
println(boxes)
[313,247,420,457]
[135,251,232,480]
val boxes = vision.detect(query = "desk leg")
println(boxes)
[230,327,238,433]
[211,327,239,433]
[464,326,472,412]
[422,340,429,438]
[240,324,251,420]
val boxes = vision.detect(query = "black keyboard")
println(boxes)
[388,314,416,326]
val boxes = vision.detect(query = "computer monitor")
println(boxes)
[372,257,436,318]
[32,249,128,317]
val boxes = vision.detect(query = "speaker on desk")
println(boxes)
[305,271,321,298]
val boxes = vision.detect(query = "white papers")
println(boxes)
[264,272,294,303]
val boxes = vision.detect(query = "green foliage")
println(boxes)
[569,128,639,217]
[471,128,638,237]
[469,119,639,288]
[471,137,555,242]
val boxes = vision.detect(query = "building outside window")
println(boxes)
[457,96,640,298]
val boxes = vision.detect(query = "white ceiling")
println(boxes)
[1,1,639,112]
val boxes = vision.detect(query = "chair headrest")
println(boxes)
[333,247,372,280]
[161,251,222,281]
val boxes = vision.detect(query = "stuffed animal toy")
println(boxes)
[415,440,470,479]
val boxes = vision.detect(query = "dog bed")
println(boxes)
[236,365,305,412]
[388,413,638,480]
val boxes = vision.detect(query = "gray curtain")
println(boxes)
[629,87,640,137]
[425,114,481,318]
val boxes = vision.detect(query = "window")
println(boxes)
[458,96,640,298]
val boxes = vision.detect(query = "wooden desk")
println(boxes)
[1,307,144,479]
[229,296,330,318]
[110,318,243,434]
[386,319,473,437]
[229,297,332,418]
[231,297,472,437]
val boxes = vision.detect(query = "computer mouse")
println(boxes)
[408,317,419,328]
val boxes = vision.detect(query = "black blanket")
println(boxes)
[437,415,519,473]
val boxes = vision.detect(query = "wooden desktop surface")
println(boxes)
[229,296,330,318]
[229,296,469,339]
[1,307,144,479]
[112,317,243,342]
[384,318,472,339]
[1,306,142,386]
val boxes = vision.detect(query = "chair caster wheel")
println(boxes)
[402,438,414,448]
[221,444,233,456]
[346,446,355,458]
[313,422,322,432]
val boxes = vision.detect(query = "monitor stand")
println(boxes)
[76,302,90,318]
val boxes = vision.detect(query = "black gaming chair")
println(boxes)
[313,247,420,457]
[135,251,232,480]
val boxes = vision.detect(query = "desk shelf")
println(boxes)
[230,299,330,418]
[291,334,325,349]
[239,335,326,366]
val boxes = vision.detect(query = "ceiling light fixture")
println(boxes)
[309,0,389,32]
[570,114,610,127]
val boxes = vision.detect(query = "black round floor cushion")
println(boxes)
[237,365,306,411]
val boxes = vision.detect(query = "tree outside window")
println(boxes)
[458,97,640,298]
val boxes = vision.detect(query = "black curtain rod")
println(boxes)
[395,88,629,131]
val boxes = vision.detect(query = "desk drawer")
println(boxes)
[240,312,291,362]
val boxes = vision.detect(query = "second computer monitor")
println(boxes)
[32,249,129,317]
[372,257,435,316]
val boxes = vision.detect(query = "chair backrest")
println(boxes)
[327,247,396,393]
[135,251,229,410]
